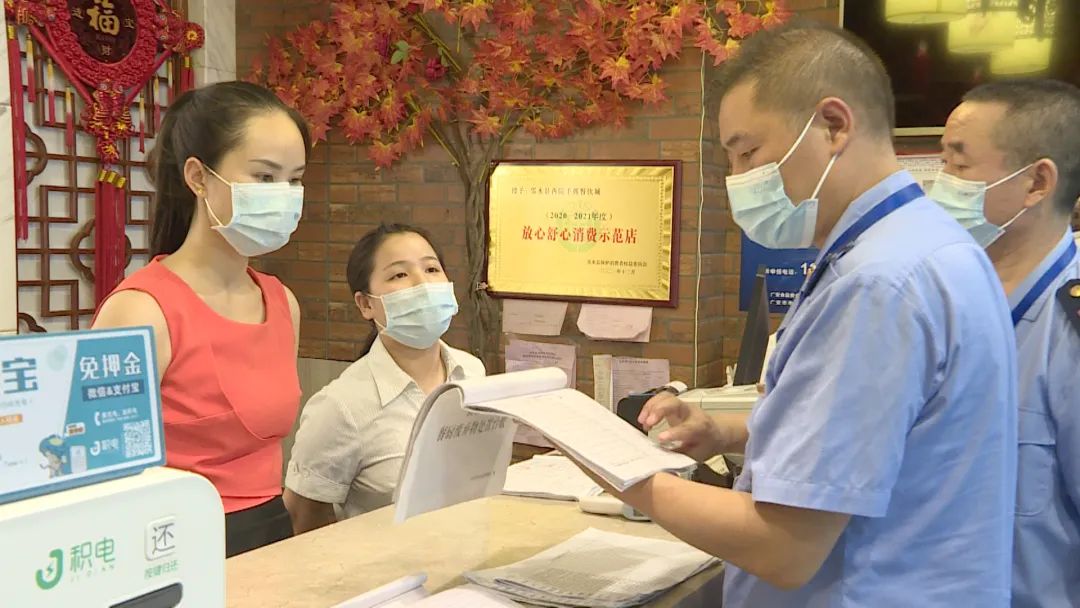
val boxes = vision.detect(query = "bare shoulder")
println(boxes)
[283,284,301,324]
[92,290,172,377]
[282,284,301,355]
[93,290,167,330]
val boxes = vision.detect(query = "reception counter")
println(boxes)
[227,495,724,607]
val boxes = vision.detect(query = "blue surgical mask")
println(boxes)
[370,282,458,350]
[725,114,839,249]
[204,166,304,257]
[929,165,1032,248]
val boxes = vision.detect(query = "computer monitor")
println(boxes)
[733,265,770,386]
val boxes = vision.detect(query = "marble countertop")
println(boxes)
[226,495,723,608]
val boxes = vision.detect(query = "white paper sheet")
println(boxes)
[502,299,569,336]
[468,388,694,491]
[394,385,516,523]
[395,369,567,522]
[502,454,601,501]
[592,355,613,411]
[610,357,670,411]
[337,580,521,608]
[505,341,577,447]
[898,154,944,192]
[396,369,693,523]
[576,304,652,342]
[372,589,431,608]
[458,367,568,406]
[505,340,577,388]
[411,586,522,607]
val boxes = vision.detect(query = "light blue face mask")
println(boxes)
[204,166,304,257]
[370,282,458,350]
[725,114,839,249]
[929,164,1033,248]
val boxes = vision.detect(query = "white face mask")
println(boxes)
[203,165,304,257]
[725,113,840,249]
[929,164,1033,248]
[369,282,458,350]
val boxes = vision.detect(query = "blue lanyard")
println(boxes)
[1012,240,1078,326]
[774,183,923,343]
[797,182,924,308]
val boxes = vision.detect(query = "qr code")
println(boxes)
[123,420,153,458]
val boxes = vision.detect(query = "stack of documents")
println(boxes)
[394,368,696,522]
[502,454,601,501]
[464,528,718,608]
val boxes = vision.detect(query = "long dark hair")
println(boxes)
[148,81,312,256]
[347,223,447,357]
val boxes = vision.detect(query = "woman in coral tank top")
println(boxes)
[93,81,310,557]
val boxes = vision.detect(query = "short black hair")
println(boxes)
[963,79,1080,216]
[717,20,895,141]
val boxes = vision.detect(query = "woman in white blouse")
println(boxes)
[283,223,485,534]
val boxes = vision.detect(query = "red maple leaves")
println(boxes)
[258,0,789,167]
[459,0,492,30]
[341,109,380,141]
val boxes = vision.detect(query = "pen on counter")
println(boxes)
[331,573,428,608]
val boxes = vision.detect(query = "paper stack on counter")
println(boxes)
[464,528,718,608]
[502,454,601,501]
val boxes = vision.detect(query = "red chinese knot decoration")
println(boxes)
[5,0,204,304]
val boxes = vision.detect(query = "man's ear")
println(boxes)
[1023,158,1058,211]
[817,97,855,157]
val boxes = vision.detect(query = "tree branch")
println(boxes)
[428,122,463,168]
[450,120,472,164]
[499,107,534,147]
[498,125,521,149]
[441,119,473,187]
[411,14,466,74]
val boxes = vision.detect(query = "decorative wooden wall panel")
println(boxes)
[10,1,191,333]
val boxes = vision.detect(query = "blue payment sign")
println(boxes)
[739,233,819,313]
[0,327,164,505]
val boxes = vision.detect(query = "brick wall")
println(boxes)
[236,1,841,393]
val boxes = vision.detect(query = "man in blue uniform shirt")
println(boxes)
[595,22,1019,607]
[932,79,1080,608]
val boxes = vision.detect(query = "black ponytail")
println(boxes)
[148,81,312,256]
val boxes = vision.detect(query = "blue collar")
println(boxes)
[1008,230,1078,323]
[817,170,919,261]
[778,172,923,343]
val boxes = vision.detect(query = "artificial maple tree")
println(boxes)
[256,0,790,367]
